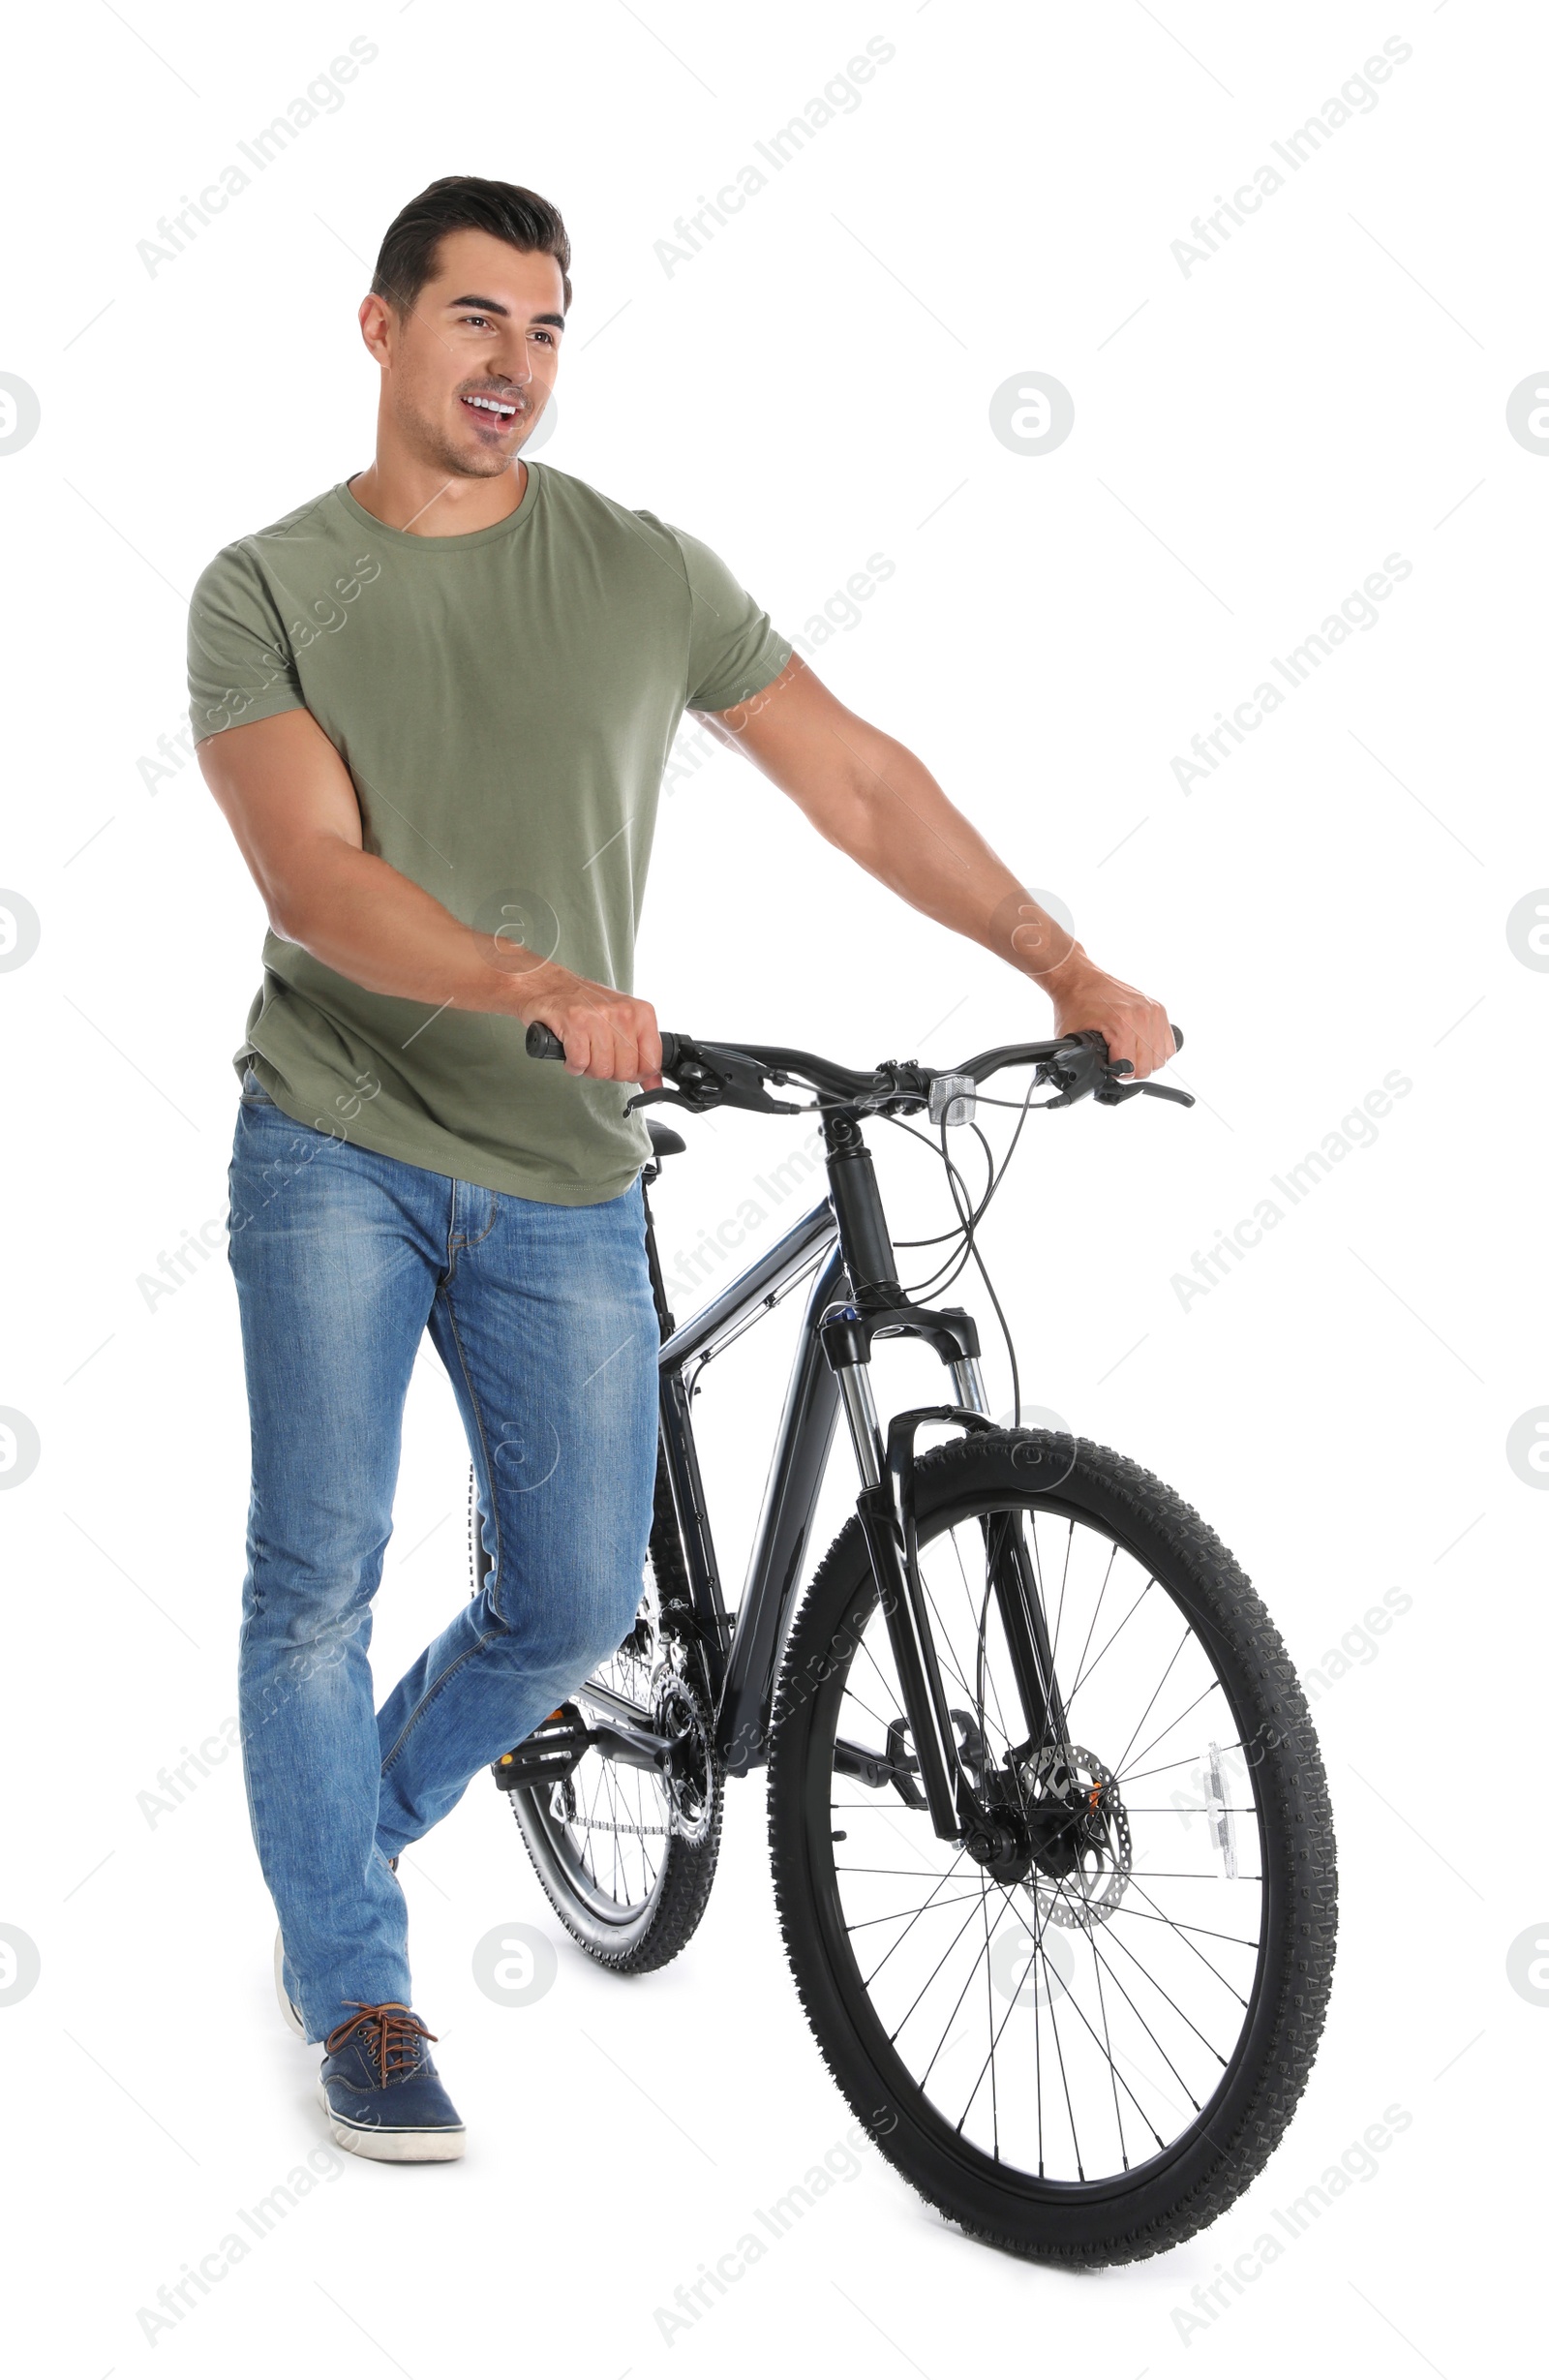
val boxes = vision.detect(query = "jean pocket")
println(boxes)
[240,1065,278,1107]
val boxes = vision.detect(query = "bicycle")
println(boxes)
[474,1019,1336,2265]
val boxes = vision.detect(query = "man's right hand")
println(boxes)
[516,962,663,1087]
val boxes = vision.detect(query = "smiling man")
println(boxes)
[190,175,1171,2163]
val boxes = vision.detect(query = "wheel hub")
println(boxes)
[1020,1744,1132,1930]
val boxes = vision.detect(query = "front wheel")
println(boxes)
[766,1428,1337,2265]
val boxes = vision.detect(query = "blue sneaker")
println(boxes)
[319,2003,467,2163]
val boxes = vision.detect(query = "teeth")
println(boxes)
[466,395,517,415]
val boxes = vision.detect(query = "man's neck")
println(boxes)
[349,453,528,537]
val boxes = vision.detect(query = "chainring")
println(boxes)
[651,1664,716,1849]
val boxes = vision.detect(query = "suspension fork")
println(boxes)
[982,1506,1072,1754]
[827,1341,1006,1852]
[828,1380,1073,1867]
[948,1329,1069,1754]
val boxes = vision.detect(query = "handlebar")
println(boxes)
[523,1020,1192,1119]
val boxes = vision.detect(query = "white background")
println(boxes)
[0,2,1541,2372]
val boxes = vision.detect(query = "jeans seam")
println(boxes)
[461,1186,501,1255]
[444,1183,500,1283]
[374,1266,507,1777]
[378,1621,505,1776]
[435,1276,504,1611]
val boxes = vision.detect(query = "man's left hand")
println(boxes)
[1048,961,1176,1081]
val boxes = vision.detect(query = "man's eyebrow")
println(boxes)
[444,292,566,330]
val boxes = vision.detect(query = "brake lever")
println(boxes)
[1095,1076,1196,1108]
[623,1038,804,1118]
[1035,1032,1111,1110]
[1039,1030,1195,1111]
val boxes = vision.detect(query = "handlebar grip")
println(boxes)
[1171,1024,1184,1054]
[525,1020,683,1074]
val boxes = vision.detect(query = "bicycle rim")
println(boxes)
[807,1487,1277,2192]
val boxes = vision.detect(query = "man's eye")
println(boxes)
[462,314,492,329]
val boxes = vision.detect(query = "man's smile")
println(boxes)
[460,390,523,430]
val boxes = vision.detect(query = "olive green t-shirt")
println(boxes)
[187,462,791,1205]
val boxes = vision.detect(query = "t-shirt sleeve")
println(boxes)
[669,523,793,714]
[187,542,307,744]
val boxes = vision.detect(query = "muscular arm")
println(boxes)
[703,656,1174,1078]
[197,707,662,1083]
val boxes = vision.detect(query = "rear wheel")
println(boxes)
[474,1462,724,1974]
[766,1428,1336,2264]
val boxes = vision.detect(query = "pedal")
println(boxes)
[491,1702,592,1791]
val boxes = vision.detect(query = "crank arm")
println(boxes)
[568,1683,683,1773]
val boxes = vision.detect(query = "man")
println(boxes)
[191,175,1173,2164]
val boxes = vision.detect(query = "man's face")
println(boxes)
[364,227,565,480]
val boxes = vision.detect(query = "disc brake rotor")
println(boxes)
[1024,1743,1132,1931]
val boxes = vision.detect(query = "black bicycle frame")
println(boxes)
[643,1107,994,1799]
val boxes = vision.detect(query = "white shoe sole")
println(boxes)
[317,2079,467,2162]
[273,1930,305,2039]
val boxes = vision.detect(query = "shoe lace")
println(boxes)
[323,2001,438,2086]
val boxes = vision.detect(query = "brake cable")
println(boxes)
[883,1061,1042,1417]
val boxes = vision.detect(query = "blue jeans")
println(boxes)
[227,1076,658,2041]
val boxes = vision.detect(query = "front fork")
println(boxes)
[829,1327,1064,1867]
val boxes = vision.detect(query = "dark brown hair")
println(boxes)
[372,176,572,315]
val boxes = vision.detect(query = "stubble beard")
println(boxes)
[400,388,527,482]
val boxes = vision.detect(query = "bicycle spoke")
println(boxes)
[1050,1887,1203,2112]
[985,1871,1170,2156]
[894,1886,998,2057]
[858,1850,972,1991]
[819,1489,1276,2190]
[845,1884,987,1933]
[951,1887,1026,2144]
[1095,1901,1261,1951]
[1063,1572,1155,1717]
[1040,1930,1086,2178]
[1083,1893,1237,2067]
[1116,1677,1235,1785]
[1109,1621,1193,1780]
[1063,1541,1121,1717]
[1119,1877,1255,2001]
